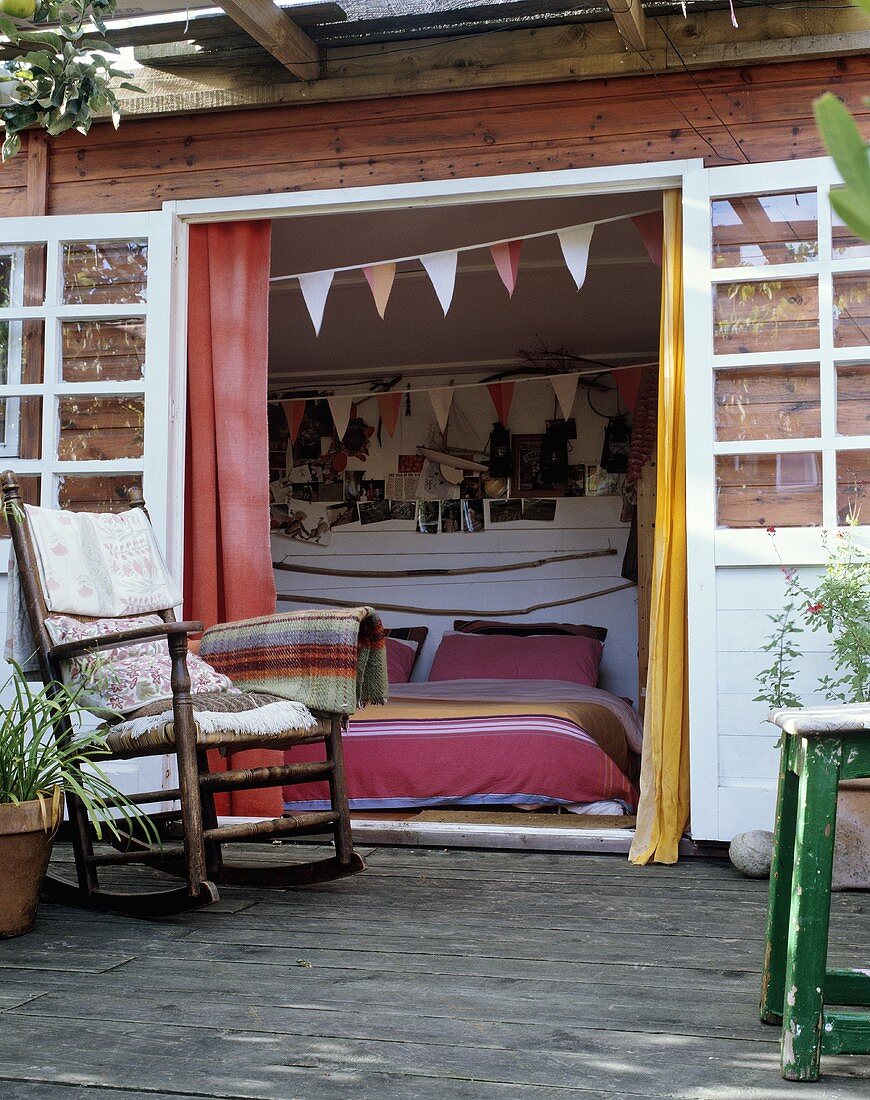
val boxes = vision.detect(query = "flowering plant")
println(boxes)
[755,521,870,709]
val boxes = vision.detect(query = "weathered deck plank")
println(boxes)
[0,843,866,1097]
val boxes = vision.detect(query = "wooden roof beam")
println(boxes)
[217,0,320,80]
[607,0,646,52]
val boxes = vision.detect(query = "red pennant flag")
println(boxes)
[487,381,515,427]
[377,392,403,437]
[490,240,523,297]
[281,399,307,444]
[614,367,643,415]
[631,212,664,267]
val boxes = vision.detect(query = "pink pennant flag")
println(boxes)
[280,399,307,444]
[632,212,664,267]
[550,374,579,421]
[557,225,594,291]
[377,392,403,437]
[420,251,458,316]
[429,388,454,434]
[298,269,334,336]
[487,382,515,427]
[614,367,644,415]
[363,262,397,319]
[489,241,523,297]
[327,396,353,442]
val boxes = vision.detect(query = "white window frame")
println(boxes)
[0,210,180,571]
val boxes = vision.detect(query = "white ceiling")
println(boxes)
[268,191,663,387]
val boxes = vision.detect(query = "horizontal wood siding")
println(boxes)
[0,56,863,216]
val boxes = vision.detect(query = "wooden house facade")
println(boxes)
[0,0,868,848]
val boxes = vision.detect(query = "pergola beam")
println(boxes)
[217,0,320,81]
[607,0,646,52]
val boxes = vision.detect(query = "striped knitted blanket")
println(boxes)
[199,607,388,717]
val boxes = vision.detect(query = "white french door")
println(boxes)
[683,157,870,840]
[0,210,185,797]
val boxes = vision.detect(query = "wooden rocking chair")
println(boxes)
[1,471,364,917]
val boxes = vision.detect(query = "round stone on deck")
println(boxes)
[729,830,774,878]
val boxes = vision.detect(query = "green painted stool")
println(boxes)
[759,703,870,1082]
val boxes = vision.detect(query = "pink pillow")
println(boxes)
[427,631,603,687]
[386,637,418,684]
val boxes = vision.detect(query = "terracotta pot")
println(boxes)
[0,790,64,938]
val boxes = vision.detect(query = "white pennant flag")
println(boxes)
[327,396,353,441]
[429,388,454,434]
[420,251,458,316]
[557,225,594,291]
[298,270,334,336]
[551,373,579,421]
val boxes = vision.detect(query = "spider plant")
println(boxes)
[0,661,157,844]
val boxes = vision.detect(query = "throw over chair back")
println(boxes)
[2,471,364,916]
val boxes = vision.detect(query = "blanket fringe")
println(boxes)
[112,699,317,741]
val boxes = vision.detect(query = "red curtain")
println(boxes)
[184,220,281,817]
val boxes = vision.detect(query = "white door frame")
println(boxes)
[163,157,705,836]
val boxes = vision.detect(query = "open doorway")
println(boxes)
[263,190,663,852]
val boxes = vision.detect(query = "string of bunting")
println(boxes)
[272,206,664,335]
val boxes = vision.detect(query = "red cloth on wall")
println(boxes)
[184,220,280,816]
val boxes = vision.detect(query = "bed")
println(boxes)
[283,677,642,816]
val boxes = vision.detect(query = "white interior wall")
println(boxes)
[271,376,638,700]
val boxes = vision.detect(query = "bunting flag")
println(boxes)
[487,381,515,427]
[429,387,454,434]
[420,251,458,316]
[377,391,403,437]
[327,395,353,441]
[281,398,307,444]
[489,240,523,297]
[614,366,644,415]
[550,373,579,421]
[298,269,334,335]
[632,212,664,267]
[557,225,594,291]
[363,262,397,319]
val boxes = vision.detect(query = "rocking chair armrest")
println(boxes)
[49,620,204,662]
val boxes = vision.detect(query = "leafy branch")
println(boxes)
[0,0,144,161]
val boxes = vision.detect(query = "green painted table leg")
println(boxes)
[760,734,799,1025]
[780,736,841,1083]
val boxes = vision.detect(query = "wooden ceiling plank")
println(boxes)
[607,0,646,52]
[217,0,320,80]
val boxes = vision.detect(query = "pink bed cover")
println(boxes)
[283,679,642,815]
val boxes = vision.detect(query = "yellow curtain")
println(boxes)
[629,190,690,866]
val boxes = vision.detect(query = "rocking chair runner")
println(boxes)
[1,471,365,916]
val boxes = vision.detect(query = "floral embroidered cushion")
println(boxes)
[25,504,182,618]
[45,614,237,716]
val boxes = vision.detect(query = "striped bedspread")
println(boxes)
[283,679,641,814]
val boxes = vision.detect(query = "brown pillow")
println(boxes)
[453,619,607,643]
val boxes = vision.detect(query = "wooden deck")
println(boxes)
[1,842,868,1099]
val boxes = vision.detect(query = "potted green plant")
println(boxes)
[0,663,154,937]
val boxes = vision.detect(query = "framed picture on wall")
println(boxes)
[512,434,564,498]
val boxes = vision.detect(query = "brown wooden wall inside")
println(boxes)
[0,55,868,217]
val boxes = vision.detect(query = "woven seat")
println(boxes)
[1,471,365,917]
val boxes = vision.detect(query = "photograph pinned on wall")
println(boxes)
[522,498,557,522]
[398,454,425,474]
[343,470,363,501]
[417,500,440,534]
[270,475,295,504]
[482,476,509,499]
[358,498,392,525]
[512,435,563,498]
[440,499,462,533]
[326,501,358,528]
[564,464,586,497]
[420,459,459,500]
[585,465,622,496]
[459,475,483,499]
[488,498,523,524]
[389,500,418,522]
[461,499,485,533]
[358,479,386,502]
